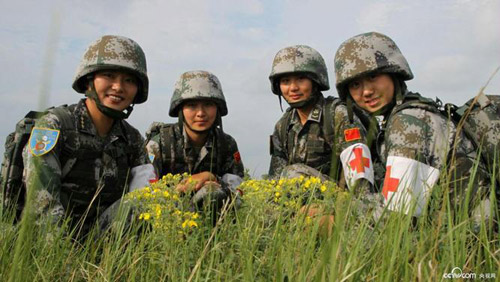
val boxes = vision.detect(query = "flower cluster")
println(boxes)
[125,173,201,237]
[239,176,342,213]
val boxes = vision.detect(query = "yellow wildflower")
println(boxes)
[320,185,327,192]
[139,213,151,221]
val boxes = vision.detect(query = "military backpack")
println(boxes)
[1,104,138,220]
[447,93,500,183]
[1,106,72,219]
[388,91,500,185]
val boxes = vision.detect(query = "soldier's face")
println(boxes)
[347,74,394,113]
[279,75,313,104]
[92,71,138,111]
[182,100,218,132]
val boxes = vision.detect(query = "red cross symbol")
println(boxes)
[382,166,400,199]
[349,147,370,173]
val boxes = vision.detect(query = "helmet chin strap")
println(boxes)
[85,82,134,119]
[286,90,320,109]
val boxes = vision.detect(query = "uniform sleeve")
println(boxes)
[221,134,244,178]
[381,109,448,216]
[128,129,149,167]
[23,113,65,224]
[126,131,156,191]
[333,104,374,190]
[145,134,163,178]
[268,122,288,178]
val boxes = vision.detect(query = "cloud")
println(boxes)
[356,1,409,32]
[1,0,499,178]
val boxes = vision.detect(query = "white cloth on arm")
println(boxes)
[340,143,374,189]
[129,164,157,192]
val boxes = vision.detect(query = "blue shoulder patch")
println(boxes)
[148,152,155,163]
[29,127,60,156]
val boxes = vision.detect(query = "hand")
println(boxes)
[299,204,334,237]
[175,171,218,193]
[299,203,322,217]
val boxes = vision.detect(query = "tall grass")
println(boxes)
[0,168,498,281]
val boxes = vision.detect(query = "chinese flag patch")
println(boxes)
[344,128,361,142]
[233,151,241,163]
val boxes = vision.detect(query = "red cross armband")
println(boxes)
[340,143,374,190]
[382,156,439,216]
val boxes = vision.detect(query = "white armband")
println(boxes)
[382,156,440,216]
[340,143,374,190]
[129,164,157,192]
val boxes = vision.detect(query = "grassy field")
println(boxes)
[0,172,498,281]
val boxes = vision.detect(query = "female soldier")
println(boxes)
[334,32,490,218]
[23,35,156,233]
[268,45,374,192]
[145,70,244,210]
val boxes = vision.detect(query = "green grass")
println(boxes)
[0,172,498,281]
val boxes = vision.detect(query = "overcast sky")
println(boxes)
[1,0,499,178]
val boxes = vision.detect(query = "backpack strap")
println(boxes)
[48,105,81,178]
[390,92,442,118]
[322,96,342,146]
[322,96,342,180]
[157,124,176,174]
[215,127,228,175]
[278,108,294,161]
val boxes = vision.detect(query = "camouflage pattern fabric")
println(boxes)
[23,99,149,232]
[169,70,227,117]
[334,31,492,221]
[72,35,149,104]
[334,31,413,100]
[146,122,244,178]
[146,122,244,210]
[269,95,371,183]
[279,163,329,181]
[382,95,490,205]
[357,93,491,217]
[269,45,329,95]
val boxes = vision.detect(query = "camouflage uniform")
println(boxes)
[268,45,374,192]
[146,123,244,178]
[146,71,244,208]
[334,32,490,217]
[23,35,155,232]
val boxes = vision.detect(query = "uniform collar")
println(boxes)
[290,95,324,125]
[76,99,127,141]
[182,127,215,149]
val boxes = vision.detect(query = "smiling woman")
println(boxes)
[20,35,156,236]
[145,70,245,216]
[92,71,139,112]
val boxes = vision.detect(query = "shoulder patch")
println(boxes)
[344,128,361,142]
[233,151,241,164]
[28,127,60,156]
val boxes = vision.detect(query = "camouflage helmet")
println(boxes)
[169,70,228,117]
[269,45,330,95]
[334,32,413,99]
[72,35,149,104]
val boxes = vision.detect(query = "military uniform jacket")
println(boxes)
[23,99,150,227]
[145,123,244,179]
[370,92,489,215]
[269,95,374,189]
